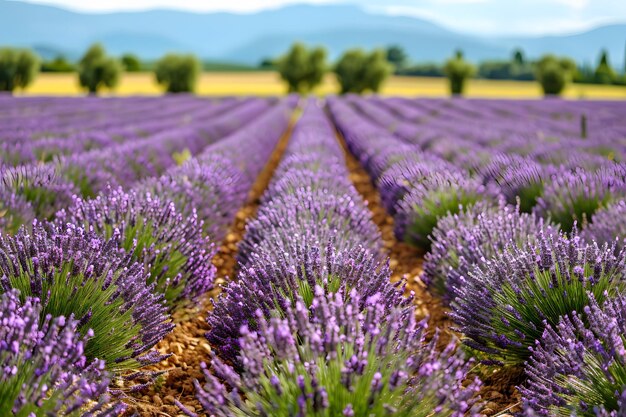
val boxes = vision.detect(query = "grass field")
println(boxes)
[19,71,626,99]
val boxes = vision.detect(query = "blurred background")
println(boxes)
[1,0,625,98]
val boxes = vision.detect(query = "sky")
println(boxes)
[16,0,626,36]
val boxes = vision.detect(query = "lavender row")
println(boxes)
[187,102,481,417]
[0,97,296,415]
[57,96,297,312]
[328,96,494,249]
[0,97,241,167]
[0,98,272,234]
[0,96,222,142]
[333,96,626,415]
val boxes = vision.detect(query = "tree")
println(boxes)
[121,53,141,72]
[277,43,327,94]
[443,50,475,95]
[386,45,408,72]
[41,55,74,73]
[513,48,525,66]
[154,53,201,93]
[335,48,392,94]
[78,44,121,94]
[594,49,616,84]
[536,54,576,96]
[0,48,40,92]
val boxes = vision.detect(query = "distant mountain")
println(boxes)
[0,0,624,66]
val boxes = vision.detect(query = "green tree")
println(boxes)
[513,48,525,66]
[78,44,121,94]
[154,53,201,93]
[41,55,74,73]
[0,48,40,92]
[277,43,327,94]
[536,54,576,96]
[594,49,616,84]
[443,50,475,95]
[386,45,408,72]
[121,53,141,72]
[335,48,392,94]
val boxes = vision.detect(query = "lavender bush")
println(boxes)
[192,287,481,417]
[0,187,34,235]
[208,243,405,366]
[1,164,77,221]
[0,290,125,416]
[141,155,247,241]
[582,200,626,250]
[0,221,173,373]
[521,293,626,416]
[536,168,626,232]
[394,172,489,250]
[451,231,626,365]
[57,187,216,310]
[479,154,547,213]
[422,201,556,302]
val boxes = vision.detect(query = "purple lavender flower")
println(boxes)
[450,230,626,365]
[140,155,247,241]
[582,200,626,250]
[479,154,548,213]
[422,200,557,303]
[57,186,216,310]
[394,171,492,250]
[1,164,77,221]
[208,243,405,366]
[0,221,173,373]
[520,292,626,416]
[0,187,34,235]
[0,289,126,416]
[194,287,482,417]
[535,167,626,233]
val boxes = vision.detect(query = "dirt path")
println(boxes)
[123,119,295,417]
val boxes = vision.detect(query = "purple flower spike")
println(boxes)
[0,221,173,373]
[0,289,125,416]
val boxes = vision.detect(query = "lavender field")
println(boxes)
[2,95,626,416]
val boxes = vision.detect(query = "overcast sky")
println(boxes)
[16,0,626,36]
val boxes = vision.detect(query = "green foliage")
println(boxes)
[277,43,328,94]
[248,329,433,417]
[491,264,620,364]
[513,48,525,66]
[595,49,617,84]
[121,53,141,72]
[335,48,392,94]
[6,250,142,372]
[78,43,121,94]
[443,50,475,95]
[40,55,74,73]
[478,50,533,81]
[259,58,277,69]
[154,53,201,93]
[406,189,481,249]
[0,48,40,92]
[536,54,576,96]
[397,63,444,77]
[386,45,408,72]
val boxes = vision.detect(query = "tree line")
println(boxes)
[0,44,200,94]
[1,42,624,96]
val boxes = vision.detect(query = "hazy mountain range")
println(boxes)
[1,0,624,66]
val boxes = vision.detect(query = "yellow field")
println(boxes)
[19,71,626,99]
